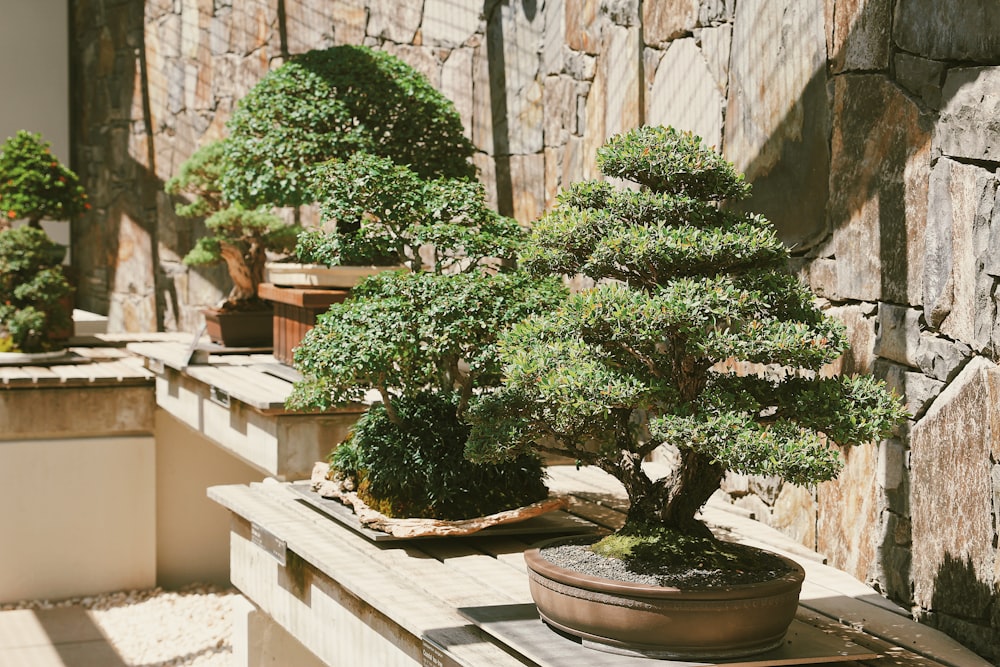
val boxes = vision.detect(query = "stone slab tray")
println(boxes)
[456,603,879,667]
[287,481,598,542]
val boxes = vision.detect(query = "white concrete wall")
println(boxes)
[156,409,265,589]
[0,436,156,604]
[0,0,71,249]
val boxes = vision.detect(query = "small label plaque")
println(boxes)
[250,522,287,566]
[421,635,464,667]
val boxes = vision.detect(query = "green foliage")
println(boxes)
[0,226,72,352]
[330,392,548,520]
[466,125,907,534]
[288,169,566,519]
[288,270,567,411]
[166,140,297,305]
[296,152,524,270]
[221,45,474,208]
[0,131,88,225]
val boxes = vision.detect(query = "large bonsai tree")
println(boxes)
[0,131,89,231]
[466,126,905,544]
[221,45,475,209]
[0,226,73,353]
[166,140,297,309]
[287,160,566,520]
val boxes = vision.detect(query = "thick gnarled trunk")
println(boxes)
[602,448,724,538]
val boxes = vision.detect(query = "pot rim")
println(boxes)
[524,535,805,601]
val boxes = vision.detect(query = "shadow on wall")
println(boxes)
[924,554,998,663]
[69,0,246,331]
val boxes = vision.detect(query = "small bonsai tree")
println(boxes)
[0,131,88,231]
[166,140,297,309]
[466,126,905,564]
[221,45,475,210]
[0,226,73,353]
[287,166,567,520]
[294,152,522,271]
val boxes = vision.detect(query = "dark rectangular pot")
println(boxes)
[201,307,273,348]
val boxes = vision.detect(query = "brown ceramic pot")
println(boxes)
[201,307,273,348]
[523,537,805,659]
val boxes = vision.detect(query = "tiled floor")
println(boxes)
[0,607,125,667]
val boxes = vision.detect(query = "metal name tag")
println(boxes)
[250,522,287,566]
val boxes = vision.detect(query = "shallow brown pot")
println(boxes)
[524,537,805,660]
[201,307,273,348]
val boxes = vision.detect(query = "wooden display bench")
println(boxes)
[128,337,367,480]
[209,464,990,667]
[257,282,349,365]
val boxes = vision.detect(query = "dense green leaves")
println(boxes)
[221,45,474,208]
[467,125,906,533]
[0,226,72,352]
[288,270,567,411]
[298,153,522,270]
[0,131,88,225]
[330,392,548,520]
[597,126,750,201]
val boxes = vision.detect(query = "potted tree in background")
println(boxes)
[0,130,89,232]
[287,158,567,536]
[166,140,297,347]
[220,45,475,299]
[465,126,906,658]
[0,225,74,358]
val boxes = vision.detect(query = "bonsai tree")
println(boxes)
[287,166,567,521]
[166,140,297,309]
[293,152,522,271]
[0,226,73,353]
[0,131,88,231]
[221,45,475,210]
[466,126,905,562]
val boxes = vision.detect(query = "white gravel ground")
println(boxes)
[1,584,240,666]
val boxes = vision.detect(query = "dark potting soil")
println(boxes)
[539,537,795,588]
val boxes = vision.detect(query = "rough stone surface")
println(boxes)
[565,0,600,54]
[487,0,544,156]
[894,53,944,110]
[542,0,566,76]
[506,153,546,223]
[441,47,475,140]
[423,0,481,46]
[874,303,922,368]
[543,75,577,147]
[829,74,931,305]
[602,24,641,140]
[874,360,945,419]
[910,357,998,622]
[770,483,816,549]
[924,159,998,350]
[877,439,905,492]
[893,0,1000,63]
[647,38,722,149]
[828,0,891,73]
[937,67,1000,163]
[724,0,830,250]
[818,441,882,586]
[642,0,698,47]
[699,24,731,94]
[825,302,878,376]
[367,0,422,44]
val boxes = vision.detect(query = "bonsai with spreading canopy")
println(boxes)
[287,157,566,521]
[166,140,297,309]
[466,126,905,552]
[221,44,475,211]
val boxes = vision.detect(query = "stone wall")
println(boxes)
[68,0,1000,659]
